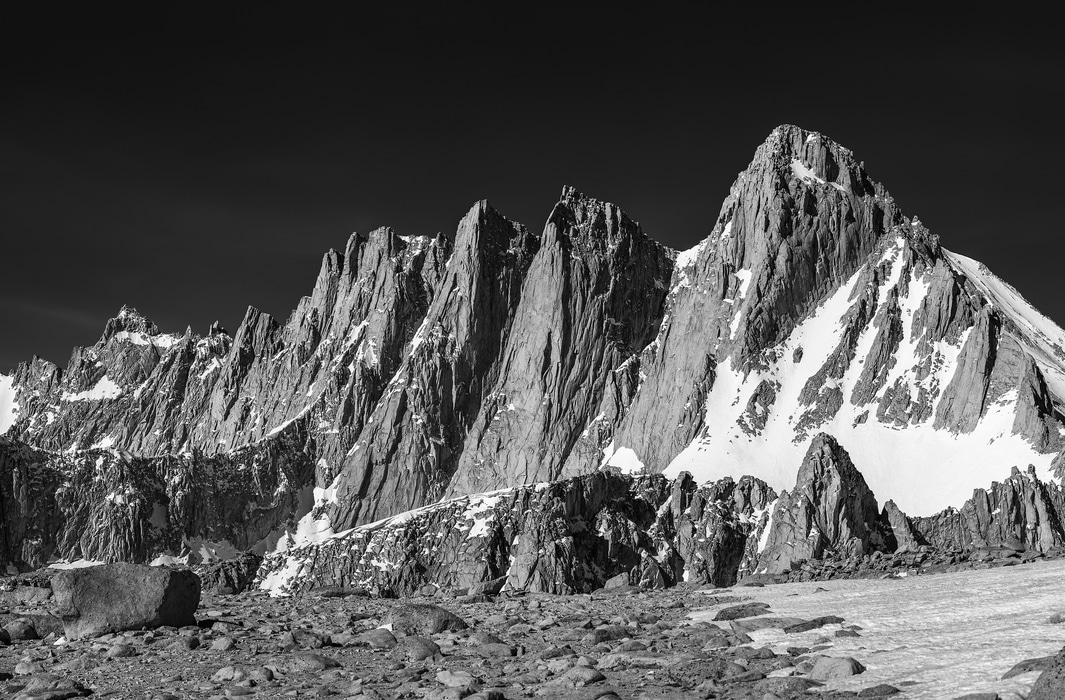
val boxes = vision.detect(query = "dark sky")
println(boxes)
[2,8,1063,373]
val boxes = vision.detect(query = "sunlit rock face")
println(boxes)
[3,124,1065,574]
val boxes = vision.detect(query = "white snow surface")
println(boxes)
[113,330,180,349]
[691,560,1065,698]
[0,374,18,433]
[946,248,1065,402]
[62,375,123,402]
[603,444,646,474]
[48,559,105,570]
[790,158,846,191]
[658,236,1061,516]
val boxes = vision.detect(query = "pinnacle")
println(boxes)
[103,305,158,339]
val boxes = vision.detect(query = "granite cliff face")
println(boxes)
[2,124,1065,576]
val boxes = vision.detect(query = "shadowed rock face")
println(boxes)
[0,427,315,569]
[2,125,1065,571]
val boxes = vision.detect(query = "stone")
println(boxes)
[435,669,479,690]
[105,643,137,657]
[51,563,200,639]
[754,676,822,693]
[3,618,39,640]
[784,616,846,633]
[383,603,467,636]
[210,636,238,651]
[857,684,901,696]
[1029,645,1065,699]
[714,602,771,621]
[809,656,866,680]
[392,636,441,662]
[355,627,397,649]
[284,652,340,673]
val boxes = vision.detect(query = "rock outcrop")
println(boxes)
[257,471,777,596]
[744,434,884,576]
[2,124,1065,572]
[912,465,1065,553]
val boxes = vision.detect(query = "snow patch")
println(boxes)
[0,374,18,433]
[48,559,104,570]
[692,560,1065,698]
[62,375,123,402]
[756,498,779,554]
[790,158,846,192]
[604,446,646,474]
[114,331,180,349]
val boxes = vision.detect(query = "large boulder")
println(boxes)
[1030,645,1065,699]
[51,563,200,639]
[383,603,467,636]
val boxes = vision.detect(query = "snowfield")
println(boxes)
[693,560,1065,698]
[659,237,1061,516]
[0,373,17,433]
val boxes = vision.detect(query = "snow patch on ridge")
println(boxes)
[790,159,846,192]
[62,376,123,402]
[48,559,105,570]
[0,374,18,433]
[113,331,180,349]
[602,443,646,474]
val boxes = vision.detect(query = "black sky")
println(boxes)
[2,8,1063,373]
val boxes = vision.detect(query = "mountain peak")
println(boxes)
[100,305,159,342]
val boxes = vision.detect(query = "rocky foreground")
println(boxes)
[4,562,1065,699]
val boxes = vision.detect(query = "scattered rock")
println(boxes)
[857,684,902,696]
[809,656,866,680]
[384,603,467,636]
[392,636,441,662]
[713,602,771,621]
[784,616,846,633]
[1030,645,1065,699]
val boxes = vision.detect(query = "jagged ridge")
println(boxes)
[1,124,1064,572]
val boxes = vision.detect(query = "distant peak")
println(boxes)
[101,305,159,342]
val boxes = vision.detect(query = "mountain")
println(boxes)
[2,124,1065,573]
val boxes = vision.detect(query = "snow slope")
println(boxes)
[0,374,17,433]
[692,560,1065,698]
[658,237,1061,516]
